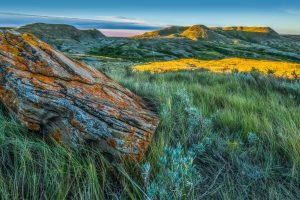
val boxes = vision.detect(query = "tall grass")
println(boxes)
[0,62,300,199]
[108,66,300,199]
[0,104,144,199]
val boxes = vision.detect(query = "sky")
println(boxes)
[0,0,300,36]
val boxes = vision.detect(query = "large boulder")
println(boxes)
[0,31,159,160]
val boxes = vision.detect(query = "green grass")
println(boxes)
[0,63,300,199]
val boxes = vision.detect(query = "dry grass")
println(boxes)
[133,58,300,78]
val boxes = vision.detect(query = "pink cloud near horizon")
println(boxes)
[99,29,148,37]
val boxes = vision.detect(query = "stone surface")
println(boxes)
[0,31,159,159]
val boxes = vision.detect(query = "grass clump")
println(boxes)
[0,104,143,199]
[142,144,198,200]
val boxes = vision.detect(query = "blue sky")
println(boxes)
[1,0,300,34]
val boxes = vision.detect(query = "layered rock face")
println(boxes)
[0,31,159,159]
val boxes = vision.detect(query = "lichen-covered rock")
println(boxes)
[0,30,159,160]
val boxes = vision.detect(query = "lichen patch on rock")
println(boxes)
[0,30,159,160]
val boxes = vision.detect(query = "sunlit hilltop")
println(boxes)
[133,58,300,78]
[133,25,279,41]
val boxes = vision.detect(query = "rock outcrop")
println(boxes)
[0,30,159,159]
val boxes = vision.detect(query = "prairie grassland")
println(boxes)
[133,58,300,78]
[0,61,300,199]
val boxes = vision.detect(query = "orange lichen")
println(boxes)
[123,131,135,149]
[38,40,55,52]
[70,119,84,132]
[118,100,128,108]
[31,76,52,85]
[0,87,19,112]
[109,110,120,119]
[144,131,153,143]
[138,139,147,150]
[51,128,63,143]
[121,127,154,161]
[136,131,153,160]
[21,33,39,46]
[0,45,19,55]
[70,84,125,107]
[26,122,41,131]
[32,103,41,109]
[107,139,117,148]
[133,58,300,78]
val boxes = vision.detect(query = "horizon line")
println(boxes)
[0,11,299,35]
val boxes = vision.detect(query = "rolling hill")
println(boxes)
[2,23,299,62]
[15,23,106,53]
[180,25,225,40]
[92,24,300,62]
[133,25,281,42]
[17,23,105,41]
[133,26,189,38]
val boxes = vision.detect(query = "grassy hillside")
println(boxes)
[133,58,300,78]
[17,23,105,40]
[89,38,300,62]
[134,25,280,42]
[133,26,189,38]
[1,59,300,199]
[15,23,106,53]
[4,23,299,63]
[180,25,222,40]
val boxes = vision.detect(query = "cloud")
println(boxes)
[95,16,145,24]
[93,15,165,28]
[0,12,165,30]
[283,9,300,15]
[99,29,148,37]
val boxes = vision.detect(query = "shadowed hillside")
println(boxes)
[17,23,105,40]
[16,23,106,53]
